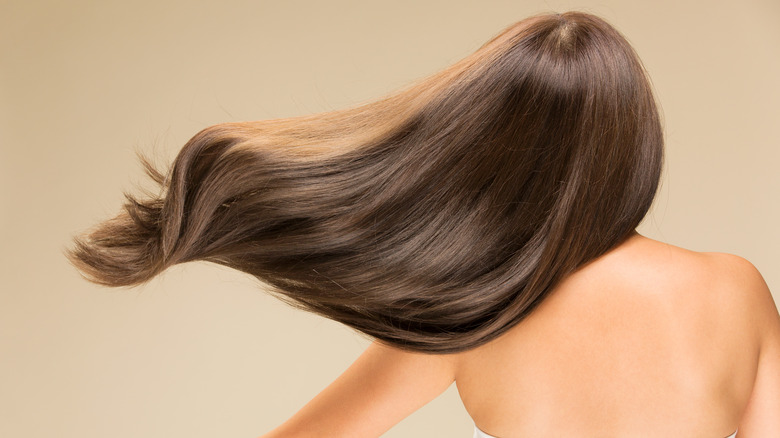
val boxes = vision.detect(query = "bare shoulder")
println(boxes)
[626,237,770,303]
[702,253,780,433]
[703,251,776,320]
[699,251,779,370]
[704,251,764,281]
[577,237,772,351]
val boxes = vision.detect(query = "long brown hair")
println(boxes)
[64,11,664,353]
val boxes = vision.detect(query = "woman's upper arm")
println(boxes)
[261,340,458,438]
[730,255,780,436]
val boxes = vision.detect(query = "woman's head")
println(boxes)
[65,11,663,353]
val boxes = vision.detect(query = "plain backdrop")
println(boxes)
[1,0,778,437]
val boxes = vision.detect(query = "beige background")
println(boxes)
[1,0,778,437]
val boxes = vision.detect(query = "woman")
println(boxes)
[65,11,778,437]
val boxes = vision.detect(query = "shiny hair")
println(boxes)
[65,11,664,353]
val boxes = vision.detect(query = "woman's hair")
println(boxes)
[65,11,663,353]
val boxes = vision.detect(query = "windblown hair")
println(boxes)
[65,11,664,353]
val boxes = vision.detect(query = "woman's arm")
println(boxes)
[260,340,458,438]
[733,255,780,436]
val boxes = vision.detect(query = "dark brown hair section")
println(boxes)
[65,11,664,353]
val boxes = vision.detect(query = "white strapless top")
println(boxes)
[474,425,737,438]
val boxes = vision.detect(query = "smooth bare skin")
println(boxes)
[262,231,780,437]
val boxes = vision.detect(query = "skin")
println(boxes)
[261,231,780,437]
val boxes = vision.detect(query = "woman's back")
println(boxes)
[455,232,763,437]
[63,9,779,437]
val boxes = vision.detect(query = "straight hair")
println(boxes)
[65,11,664,353]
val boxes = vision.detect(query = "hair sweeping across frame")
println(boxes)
[65,11,664,353]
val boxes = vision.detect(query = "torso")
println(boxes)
[454,232,758,437]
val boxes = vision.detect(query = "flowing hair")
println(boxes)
[64,11,664,353]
